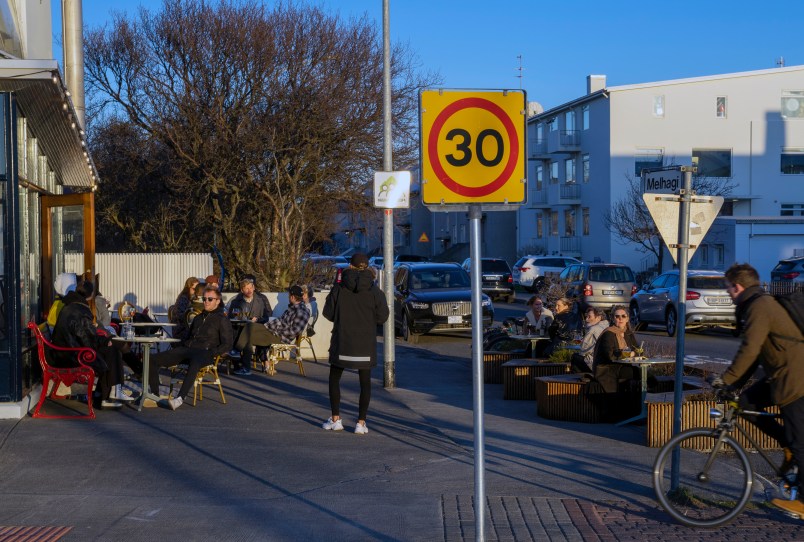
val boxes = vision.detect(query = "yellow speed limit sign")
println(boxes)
[420,89,526,206]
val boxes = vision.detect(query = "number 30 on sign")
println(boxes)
[420,89,526,206]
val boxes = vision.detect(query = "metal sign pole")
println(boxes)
[670,168,693,489]
[468,203,485,541]
[381,0,395,389]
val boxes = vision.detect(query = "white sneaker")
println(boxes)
[112,384,135,403]
[322,417,343,431]
[168,396,183,411]
[100,399,123,409]
[354,422,368,435]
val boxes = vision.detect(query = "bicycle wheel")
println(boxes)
[653,428,754,528]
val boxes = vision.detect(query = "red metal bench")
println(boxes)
[28,321,97,419]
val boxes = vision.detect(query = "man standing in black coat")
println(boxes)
[148,286,233,410]
[321,253,389,434]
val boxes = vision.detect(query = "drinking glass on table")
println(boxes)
[230,307,241,320]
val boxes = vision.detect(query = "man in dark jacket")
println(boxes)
[321,253,389,434]
[227,275,273,375]
[148,286,233,410]
[711,263,804,516]
[51,280,127,409]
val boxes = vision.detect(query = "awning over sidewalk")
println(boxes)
[0,59,97,188]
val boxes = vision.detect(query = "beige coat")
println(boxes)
[722,286,804,406]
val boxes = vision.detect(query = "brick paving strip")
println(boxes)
[443,496,804,541]
[0,526,72,541]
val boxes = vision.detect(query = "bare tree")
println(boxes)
[603,172,733,272]
[85,0,438,288]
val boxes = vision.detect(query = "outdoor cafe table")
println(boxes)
[113,336,180,411]
[612,356,675,426]
[508,334,551,355]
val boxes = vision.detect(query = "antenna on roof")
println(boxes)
[777,56,785,68]
[516,55,524,89]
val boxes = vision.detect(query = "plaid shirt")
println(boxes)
[265,301,311,344]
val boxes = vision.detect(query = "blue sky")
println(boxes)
[63,0,803,110]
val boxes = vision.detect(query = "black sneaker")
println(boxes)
[233,367,252,376]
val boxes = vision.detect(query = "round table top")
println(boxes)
[112,336,180,344]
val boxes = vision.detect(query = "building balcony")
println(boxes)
[528,190,549,208]
[528,139,550,160]
[547,129,581,154]
[544,182,582,205]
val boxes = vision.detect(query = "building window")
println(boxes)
[653,95,665,117]
[549,118,558,131]
[536,123,544,141]
[535,164,543,191]
[781,90,804,119]
[582,105,589,130]
[565,110,575,131]
[564,209,575,236]
[582,208,590,235]
[536,213,543,238]
[635,148,663,176]
[698,245,709,265]
[565,158,575,183]
[716,97,727,118]
[550,161,559,184]
[550,211,558,236]
[582,154,590,183]
[781,148,804,174]
[781,203,804,216]
[692,149,732,177]
[713,245,724,267]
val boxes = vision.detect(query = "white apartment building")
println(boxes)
[519,66,804,280]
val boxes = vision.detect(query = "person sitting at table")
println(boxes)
[170,276,199,342]
[231,285,311,374]
[593,305,639,419]
[51,280,130,409]
[523,295,554,357]
[570,307,609,373]
[545,297,582,356]
[228,275,273,376]
[44,272,77,335]
[148,286,233,410]
[204,275,220,290]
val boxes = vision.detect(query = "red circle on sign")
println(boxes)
[427,97,520,197]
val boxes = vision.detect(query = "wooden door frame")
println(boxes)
[40,192,96,311]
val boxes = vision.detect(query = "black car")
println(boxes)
[461,257,515,302]
[393,262,494,343]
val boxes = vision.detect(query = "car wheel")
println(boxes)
[402,314,419,344]
[630,303,647,331]
[666,307,677,337]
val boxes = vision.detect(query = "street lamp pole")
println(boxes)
[381,0,395,388]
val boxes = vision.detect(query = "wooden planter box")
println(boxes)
[646,401,782,449]
[535,374,602,423]
[483,351,526,384]
[502,359,567,400]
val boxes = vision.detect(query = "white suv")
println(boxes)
[512,256,580,292]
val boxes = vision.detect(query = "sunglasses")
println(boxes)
[614,314,628,319]
[202,296,220,302]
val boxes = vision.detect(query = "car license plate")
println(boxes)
[448,315,462,324]
[484,275,501,280]
[602,290,623,295]
[706,296,731,305]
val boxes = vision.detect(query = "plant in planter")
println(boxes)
[547,348,574,364]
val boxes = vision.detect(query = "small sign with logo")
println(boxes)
[374,171,411,209]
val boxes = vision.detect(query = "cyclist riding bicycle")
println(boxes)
[711,263,804,516]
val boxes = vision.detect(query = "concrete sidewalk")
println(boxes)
[0,342,802,541]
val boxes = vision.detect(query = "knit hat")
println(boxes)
[350,253,369,269]
[288,285,304,298]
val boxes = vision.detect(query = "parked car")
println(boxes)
[461,257,516,303]
[368,256,384,268]
[558,262,637,314]
[393,262,493,343]
[629,269,735,336]
[512,255,580,292]
[770,256,804,292]
[395,254,430,263]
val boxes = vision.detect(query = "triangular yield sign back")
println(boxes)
[642,193,724,264]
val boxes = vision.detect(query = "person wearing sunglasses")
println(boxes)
[590,305,640,417]
[148,286,233,410]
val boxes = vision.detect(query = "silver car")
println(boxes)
[629,269,735,336]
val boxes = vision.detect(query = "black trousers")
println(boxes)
[739,379,789,447]
[148,346,213,400]
[329,366,372,422]
[233,322,283,368]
